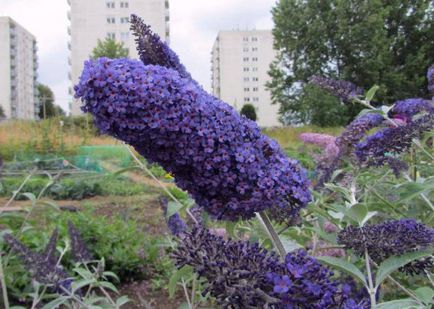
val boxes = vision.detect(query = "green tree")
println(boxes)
[91,38,129,59]
[240,104,257,121]
[38,84,65,119]
[269,0,434,125]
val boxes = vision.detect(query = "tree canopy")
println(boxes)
[38,84,65,119]
[240,104,258,121]
[91,38,129,59]
[268,0,434,126]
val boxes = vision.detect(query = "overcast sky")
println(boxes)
[0,0,276,113]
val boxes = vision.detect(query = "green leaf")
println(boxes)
[225,221,236,238]
[413,287,434,305]
[37,200,60,211]
[280,235,302,252]
[168,265,193,298]
[375,299,423,309]
[396,181,434,202]
[317,256,367,287]
[21,192,36,205]
[112,166,141,176]
[99,281,119,293]
[166,201,184,219]
[344,203,368,225]
[178,302,191,309]
[72,278,97,292]
[41,296,70,309]
[116,295,130,307]
[375,250,434,288]
[365,85,380,102]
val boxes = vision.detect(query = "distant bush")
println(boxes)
[240,104,257,121]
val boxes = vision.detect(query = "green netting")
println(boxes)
[77,145,132,168]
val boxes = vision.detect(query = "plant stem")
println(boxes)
[0,253,10,309]
[256,212,286,258]
[364,250,376,308]
[181,278,193,309]
[1,171,34,212]
[126,145,199,224]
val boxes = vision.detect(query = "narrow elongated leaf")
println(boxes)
[280,235,302,252]
[365,85,380,102]
[316,256,367,287]
[41,296,70,309]
[375,299,423,309]
[116,295,130,307]
[21,192,36,205]
[375,250,434,288]
[166,201,184,219]
[413,287,434,305]
[168,265,193,298]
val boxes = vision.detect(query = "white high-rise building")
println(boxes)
[67,0,170,115]
[211,30,280,127]
[0,17,38,120]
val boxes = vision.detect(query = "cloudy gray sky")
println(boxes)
[0,0,276,112]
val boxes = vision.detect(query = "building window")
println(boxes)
[243,67,249,72]
[243,37,249,42]
[243,47,249,52]
[120,17,129,24]
[252,47,258,52]
[252,57,258,62]
[120,1,129,8]
[243,77,249,82]
[253,87,259,92]
[107,32,116,39]
[253,97,259,102]
[243,57,249,62]
[244,97,250,102]
[244,87,250,92]
[252,77,259,82]
[106,1,115,8]
[107,17,115,24]
[121,32,129,41]
[252,67,258,72]
[252,37,258,42]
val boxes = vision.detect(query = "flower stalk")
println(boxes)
[256,212,286,258]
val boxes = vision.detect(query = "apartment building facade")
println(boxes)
[67,0,170,115]
[211,30,280,127]
[0,17,38,120]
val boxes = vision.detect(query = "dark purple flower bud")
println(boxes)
[309,76,364,102]
[4,232,69,288]
[130,14,190,79]
[159,198,187,236]
[428,64,434,94]
[68,221,93,263]
[337,219,434,275]
[75,58,311,221]
[324,221,338,234]
[389,98,433,119]
[172,226,282,307]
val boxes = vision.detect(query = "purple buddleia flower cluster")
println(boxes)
[337,219,434,275]
[68,221,93,263]
[309,76,364,102]
[428,64,434,94]
[75,57,310,221]
[4,231,70,289]
[172,226,363,308]
[268,249,342,308]
[389,98,433,119]
[159,198,187,236]
[355,114,434,175]
[336,114,385,156]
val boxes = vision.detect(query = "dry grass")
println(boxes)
[0,119,118,160]
[263,125,343,149]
